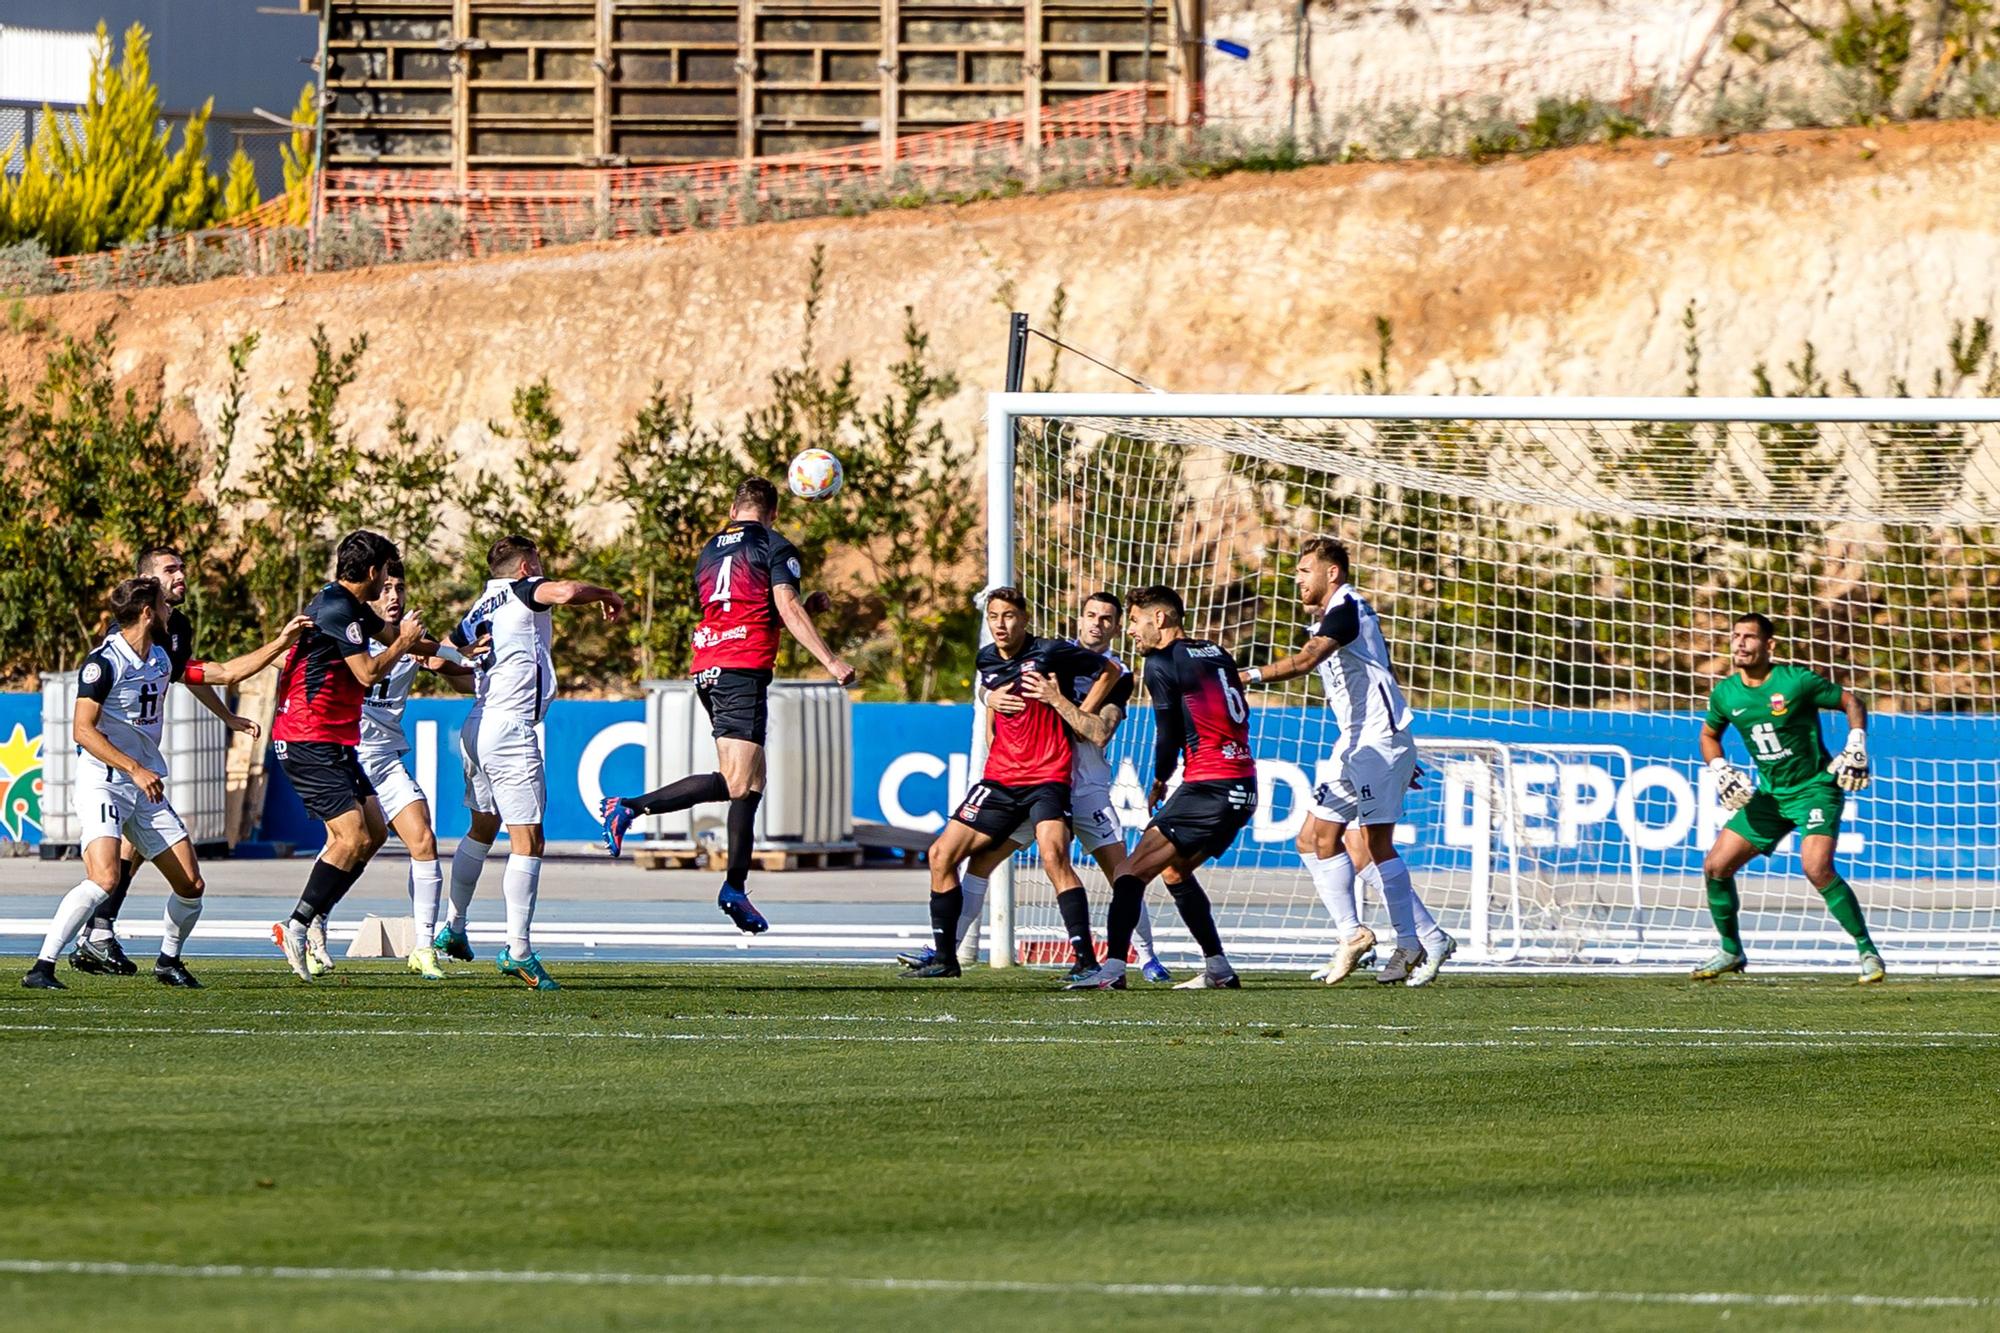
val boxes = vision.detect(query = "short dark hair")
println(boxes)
[1301,536,1350,577]
[109,576,162,627]
[1734,612,1776,639]
[487,535,537,576]
[383,556,405,581]
[984,585,1028,613]
[136,546,182,575]
[1083,590,1122,616]
[1128,584,1185,625]
[733,477,779,518]
[334,530,399,583]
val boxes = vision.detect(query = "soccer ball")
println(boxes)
[787,448,844,501]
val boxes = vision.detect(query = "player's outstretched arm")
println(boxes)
[191,614,315,689]
[533,579,626,622]
[1827,685,1871,791]
[1244,634,1337,687]
[72,697,163,802]
[772,583,856,687]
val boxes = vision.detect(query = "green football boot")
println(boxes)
[497,948,559,991]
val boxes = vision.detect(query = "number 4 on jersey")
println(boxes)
[709,554,735,609]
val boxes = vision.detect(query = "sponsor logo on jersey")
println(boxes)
[80,662,103,684]
[345,622,363,645]
[786,557,801,577]
[1769,692,1788,716]
[692,624,751,648]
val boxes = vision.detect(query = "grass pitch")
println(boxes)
[3,960,1998,1331]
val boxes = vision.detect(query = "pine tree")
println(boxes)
[280,82,319,226]
[221,147,262,219]
[0,23,225,255]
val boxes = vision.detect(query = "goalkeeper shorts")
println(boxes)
[1726,779,1845,854]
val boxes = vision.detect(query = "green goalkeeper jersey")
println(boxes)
[1704,663,1845,793]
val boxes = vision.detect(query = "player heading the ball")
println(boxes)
[1694,612,1883,984]
[598,477,855,935]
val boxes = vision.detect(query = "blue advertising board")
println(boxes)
[855,702,2000,880]
[6,691,1994,882]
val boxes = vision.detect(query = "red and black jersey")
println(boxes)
[977,636,1107,787]
[273,583,385,745]
[1143,636,1257,784]
[691,521,803,673]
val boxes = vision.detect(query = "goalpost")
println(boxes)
[981,392,2000,972]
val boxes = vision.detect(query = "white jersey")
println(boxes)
[1064,641,1133,802]
[75,630,172,778]
[1312,583,1413,751]
[359,639,420,756]
[453,575,555,723]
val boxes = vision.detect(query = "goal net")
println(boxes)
[981,393,2000,972]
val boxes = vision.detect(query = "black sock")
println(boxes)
[1056,887,1098,968]
[325,861,367,913]
[1167,873,1224,957]
[726,791,763,888]
[930,886,964,964]
[92,859,137,930]
[630,772,730,816]
[291,858,354,925]
[1106,875,1146,960]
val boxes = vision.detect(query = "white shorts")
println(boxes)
[75,766,188,859]
[1009,793,1126,855]
[461,712,546,826]
[1310,735,1419,827]
[359,746,426,824]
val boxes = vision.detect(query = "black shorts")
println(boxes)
[952,780,1070,843]
[276,740,376,822]
[1150,778,1256,862]
[697,667,772,746]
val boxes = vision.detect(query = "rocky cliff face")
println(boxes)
[8,118,2000,495]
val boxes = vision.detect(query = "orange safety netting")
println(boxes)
[48,89,1157,287]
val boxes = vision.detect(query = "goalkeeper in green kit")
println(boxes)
[1694,612,1884,983]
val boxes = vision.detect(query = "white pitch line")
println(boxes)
[40,1004,2000,1045]
[0,1258,1983,1311]
[0,1021,1992,1052]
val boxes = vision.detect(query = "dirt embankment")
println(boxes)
[8,117,2000,492]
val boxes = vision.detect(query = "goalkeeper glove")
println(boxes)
[1827,731,1871,792]
[1708,757,1755,811]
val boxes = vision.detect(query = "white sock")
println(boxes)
[1132,898,1158,965]
[1381,856,1445,951]
[411,857,443,942]
[1367,861,1419,950]
[956,873,988,937]
[448,836,492,929]
[502,854,542,959]
[88,921,116,945]
[955,873,987,964]
[1304,851,1361,936]
[40,881,110,964]
[1205,952,1234,978]
[159,893,202,960]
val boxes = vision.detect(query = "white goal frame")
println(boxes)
[981,391,2000,972]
